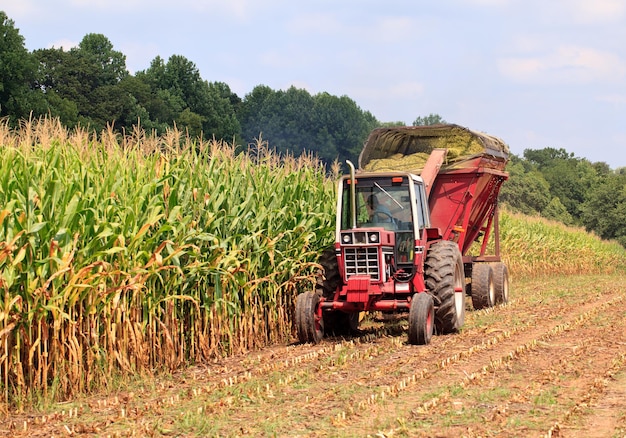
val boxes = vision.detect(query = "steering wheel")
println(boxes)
[371,211,393,223]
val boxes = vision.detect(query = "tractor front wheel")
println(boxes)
[408,292,434,345]
[295,291,324,344]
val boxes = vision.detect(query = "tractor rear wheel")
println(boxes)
[491,262,509,304]
[471,263,495,310]
[424,240,466,334]
[295,291,324,344]
[408,292,434,345]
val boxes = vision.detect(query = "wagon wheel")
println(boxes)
[490,262,510,304]
[408,292,434,345]
[295,291,324,344]
[471,263,495,310]
[424,240,466,334]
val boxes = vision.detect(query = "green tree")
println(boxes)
[240,85,276,144]
[33,34,135,131]
[581,173,626,244]
[412,113,446,126]
[523,147,599,223]
[34,47,81,126]
[0,12,46,121]
[203,82,241,141]
[241,86,315,156]
[311,92,376,165]
[542,197,574,225]
[499,156,551,215]
[137,55,240,140]
[240,85,378,166]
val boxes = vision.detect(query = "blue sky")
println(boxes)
[3,0,626,168]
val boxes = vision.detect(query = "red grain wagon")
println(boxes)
[295,125,510,345]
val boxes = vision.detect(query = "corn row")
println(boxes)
[0,118,336,404]
[339,293,623,423]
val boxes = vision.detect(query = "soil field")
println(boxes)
[2,274,626,437]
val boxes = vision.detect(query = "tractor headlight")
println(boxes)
[342,233,352,244]
[368,232,379,243]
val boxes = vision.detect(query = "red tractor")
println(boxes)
[295,124,510,345]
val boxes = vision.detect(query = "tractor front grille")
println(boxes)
[344,247,380,281]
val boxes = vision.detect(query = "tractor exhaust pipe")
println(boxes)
[346,160,357,229]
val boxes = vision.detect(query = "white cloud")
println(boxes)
[498,45,626,84]
[1,0,42,20]
[597,94,626,106]
[458,0,512,6]
[259,48,317,70]
[119,41,159,73]
[47,38,79,50]
[374,17,414,43]
[68,0,262,20]
[287,13,343,35]
[351,80,424,102]
[560,0,626,24]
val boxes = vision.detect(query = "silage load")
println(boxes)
[359,124,509,173]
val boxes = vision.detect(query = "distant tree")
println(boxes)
[239,85,274,144]
[379,121,407,127]
[203,82,241,141]
[78,33,127,85]
[412,113,446,126]
[522,148,599,223]
[33,34,134,132]
[137,56,240,140]
[581,173,626,244]
[542,197,574,225]
[0,12,46,121]
[240,86,377,166]
[240,86,315,156]
[524,147,574,166]
[499,155,551,215]
[118,75,159,131]
[592,161,611,176]
[311,92,376,164]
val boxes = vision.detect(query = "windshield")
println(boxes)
[340,177,413,231]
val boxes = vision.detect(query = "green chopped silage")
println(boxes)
[360,124,508,173]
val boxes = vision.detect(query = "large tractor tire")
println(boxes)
[408,292,434,345]
[424,240,466,334]
[471,263,495,310]
[316,247,360,336]
[317,247,342,300]
[490,262,510,304]
[295,291,324,344]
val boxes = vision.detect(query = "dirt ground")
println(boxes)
[2,274,626,437]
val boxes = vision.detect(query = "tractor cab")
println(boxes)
[335,171,430,288]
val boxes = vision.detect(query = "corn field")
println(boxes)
[0,118,336,406]
[497,210,626,277]
[2,118,626,410]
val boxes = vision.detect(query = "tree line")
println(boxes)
[500,148,626,247]
[2,11,625,247]
[1,12,379,166]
